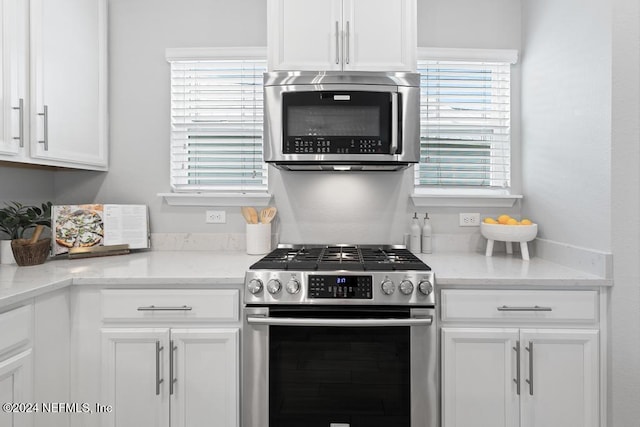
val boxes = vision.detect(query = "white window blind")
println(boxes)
[169,57,267,192]
[415,57,512,188]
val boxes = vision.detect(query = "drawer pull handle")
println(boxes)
[137,305,193,311]
[497,305,552,312]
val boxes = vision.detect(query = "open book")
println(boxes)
[52,204,150,256]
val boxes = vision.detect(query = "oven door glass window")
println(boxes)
[282,91,393,155]
[268,307,410,427]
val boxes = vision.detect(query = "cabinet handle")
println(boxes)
[345,21,350,65]
[513,340,520,395]
[137,305,193,311]
[155,341,164,396]
[169,340,177,395]
[497,305,552,312]
[12,98,24,147]
[335,21,340,64]
[38,105,48,151]
[525,341,534,395]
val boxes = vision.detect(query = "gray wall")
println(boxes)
[0,166,55,238]
[521,0,611,252]
[53,0,522,244]
[610,0,640,425]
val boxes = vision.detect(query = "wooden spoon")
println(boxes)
[241,207,253,224]
[247,207,259,224]
[260,207,277,224]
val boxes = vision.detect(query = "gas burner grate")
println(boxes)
[249,245,431,271]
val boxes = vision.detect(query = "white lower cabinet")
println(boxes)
[99,288,240,427]
[442,328,520,427]
[441,288,602,427]
[0,304,33,427]
[519,329,599,427]
[0,350,33,427]
[101,327,239,427]
[101,327,238,427]
[442,327,599,427]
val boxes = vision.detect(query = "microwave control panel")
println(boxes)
[285,138,390,155]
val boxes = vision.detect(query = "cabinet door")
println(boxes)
[29,0,107,169]
[101,328,170,427]
[343,0,416,71]
[268,0,342,71]
[0,350,33,427]
[520,329,599,427]
[170,328,239,427]
[0,0,28,159]
[441,328,520,427]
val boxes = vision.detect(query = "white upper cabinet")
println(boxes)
[29,0,108,169]
[0,0,28,160]
[268,0,416,72]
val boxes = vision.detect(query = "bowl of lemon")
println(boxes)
[481,215,537,261]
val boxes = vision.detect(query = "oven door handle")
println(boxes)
[246,316,433,327]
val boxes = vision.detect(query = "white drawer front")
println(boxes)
[0,305,32,355]
[441,290,598,323]
[101,289,239,323]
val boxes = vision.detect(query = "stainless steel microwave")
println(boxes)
[263,71,420,171]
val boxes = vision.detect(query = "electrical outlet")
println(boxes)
[206,210,226,224]
[459,213,480,227]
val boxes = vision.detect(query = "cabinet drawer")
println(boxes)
[0,305,32,355]
[101,289,239,323]
[441,289,598,323]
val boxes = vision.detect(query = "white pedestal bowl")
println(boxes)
[480,222,538,261]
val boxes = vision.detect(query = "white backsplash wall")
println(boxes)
[52,0,522,247]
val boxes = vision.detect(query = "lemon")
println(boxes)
[521,219,533,225]
[483,217,498,224]
[497,214,511,224]
[506,218,519,225]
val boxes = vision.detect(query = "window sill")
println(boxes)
[411,190,522,208]
[158,192,272,207]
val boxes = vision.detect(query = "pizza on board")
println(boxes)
[55,207,104,249]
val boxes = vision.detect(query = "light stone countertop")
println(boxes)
[0,250,611,308]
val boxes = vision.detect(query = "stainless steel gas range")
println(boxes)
[242,245,438,427]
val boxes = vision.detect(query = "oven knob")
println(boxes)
[285,278,301,294]
[267,279,282,295]
[399,280,414,295]
[418,280,434,296]
[248,278,263,294]
[381,279,396,295]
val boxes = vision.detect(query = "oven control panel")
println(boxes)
[308,275,373,299]
[244,270,435,306]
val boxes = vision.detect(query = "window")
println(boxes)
[167,48,268,193]
[415,48,517,190]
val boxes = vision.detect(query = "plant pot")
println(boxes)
[11,238,51,266]
[0,240,16,264]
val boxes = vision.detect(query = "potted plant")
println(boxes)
[0,201,53,266]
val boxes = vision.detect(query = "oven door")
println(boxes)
[242,306,438,427]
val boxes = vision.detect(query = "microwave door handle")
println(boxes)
[390,92,399,154]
